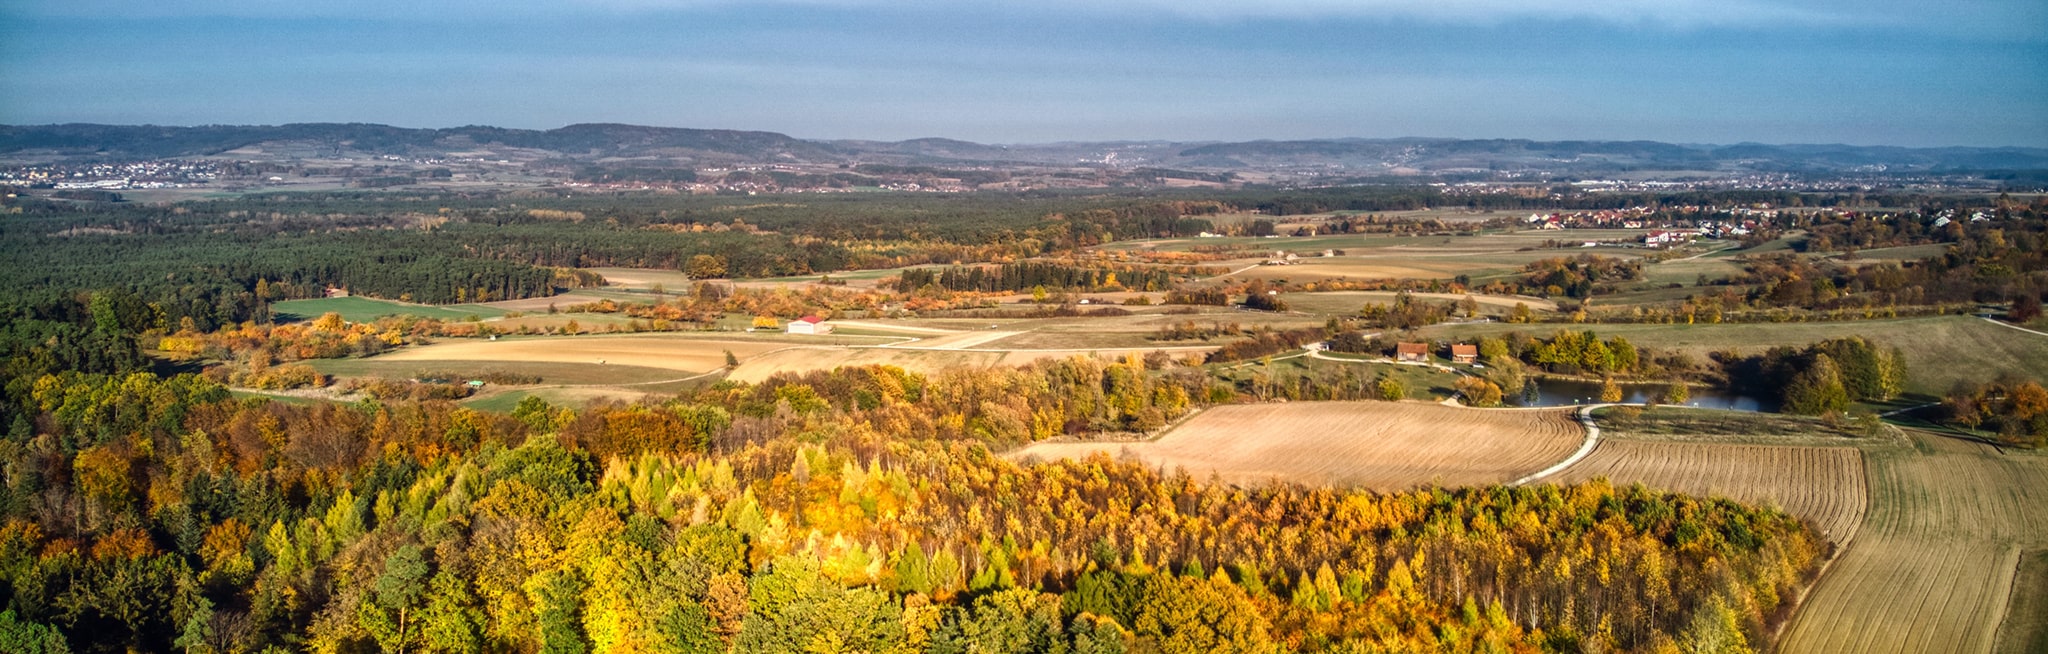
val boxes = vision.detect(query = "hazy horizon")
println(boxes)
[4,1,2044,148]
[9,120,2048,152]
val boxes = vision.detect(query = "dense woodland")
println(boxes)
[893,263,1208,295]
[1,363,1817,653]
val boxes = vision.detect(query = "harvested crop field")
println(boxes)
[727,347,1010,382]
[725,346,1215,383]
[481,294,612,311]
[1552,441,1867,543]
[1011,402,1582,491]
[1778,435,2048,654]
[371,335,787,372]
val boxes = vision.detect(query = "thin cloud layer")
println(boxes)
[10,0,2041,34]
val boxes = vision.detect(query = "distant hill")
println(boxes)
[3,122,2044,175]
[0,123,842,163]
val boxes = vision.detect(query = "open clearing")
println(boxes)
[1283,291,1558,314]
[1778,434,2048,654]
[464,386,663,412]
[273,296,505,323]
[725,345,1216,383]
[371,334,789,372]
[481,294,614,312]
[1552,441,1867,543]
[1422,315,2048,395]
[306,358,685,386]
[1010,402,1582,491]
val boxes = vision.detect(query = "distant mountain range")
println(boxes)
[4,122,2044,176]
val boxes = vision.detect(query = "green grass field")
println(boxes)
[1839,243,1949,262]
[1996,550,2048,654]
[1215,354,1461,400]
[1420,314,2048,396]
[273,297,506,323]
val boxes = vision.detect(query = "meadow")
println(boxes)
[271,296,506,322]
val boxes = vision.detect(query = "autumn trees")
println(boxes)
[0,354,1832,653]
[1942,377,2048,444]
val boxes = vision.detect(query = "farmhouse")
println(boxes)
[1450,344,1478,364]
[785,315,833,335]
[1397,342,1429,362]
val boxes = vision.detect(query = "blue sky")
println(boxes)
[3,1,2043,146]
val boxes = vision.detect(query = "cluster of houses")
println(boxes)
[1395,342,1479,364]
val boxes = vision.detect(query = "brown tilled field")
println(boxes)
[1551,441,1867,544]
[374,335,786,372]
[1011,402,1582,491]
[725,347,1218,383]
[726,347,1010,382]
[1778,434,2048,654]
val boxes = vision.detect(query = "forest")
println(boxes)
[1,362,1816,653]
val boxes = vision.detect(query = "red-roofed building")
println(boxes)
[1450,343,1478,364]
[786,315,833,335]
[1397,342,1429,362]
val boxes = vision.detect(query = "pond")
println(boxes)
[1513,377,1777,412]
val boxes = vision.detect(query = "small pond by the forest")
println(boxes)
[1514,377,1777,412]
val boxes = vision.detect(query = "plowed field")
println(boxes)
[1552,441,1867,544]
[374,335,785,372]
[1778,435,2048,654]
[1011,402,1582,491]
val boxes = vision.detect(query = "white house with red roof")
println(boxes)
[786,315,833,335]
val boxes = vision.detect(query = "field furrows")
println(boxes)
[1552,441,1866,544]
[375,335,784,372]
[1012,402,1582,491]
[1777,436,2048,654]
[1781,539,2019,653]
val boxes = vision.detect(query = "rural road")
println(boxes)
[1672,243,1739,261]
[1509,403,1619,486]
[1202,264,1263,281]
[1980,316,2048,337]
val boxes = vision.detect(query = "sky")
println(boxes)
[2,1,2044,147]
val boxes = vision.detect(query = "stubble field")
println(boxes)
[371,334,790,372]
[1011,401,1582,490]
[1552,440,1867,544]
[1778,434,2048,654]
